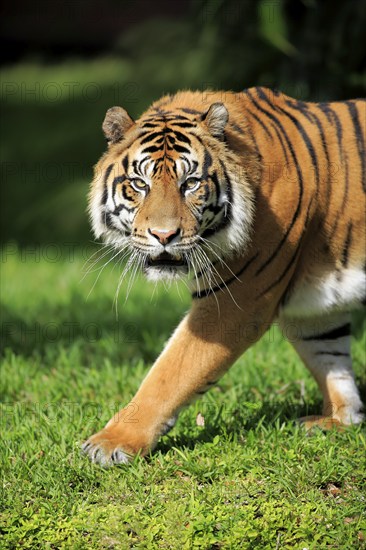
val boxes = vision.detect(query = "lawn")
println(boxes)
[1,247,365,549]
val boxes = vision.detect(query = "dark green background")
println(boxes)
[1,0,365,245]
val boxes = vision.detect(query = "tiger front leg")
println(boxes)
[82,299,274,467]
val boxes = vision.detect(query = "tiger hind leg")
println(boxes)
[280,312,364,430]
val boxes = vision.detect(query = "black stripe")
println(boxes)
[231,122,245,135]
[138,156,150,176]
[112,175,127,198]
[104,212,113,229]
[165,115,192,121]
[202,149,213,179]
[200,214,228,239]
[153,108,167,115]
[317,103,343,158]
[328,142,349,239]
[341,222,353,267]
[172,122,196,128]
[210,171,221,206]
[337,147,350,219]
[144,113,164,118]
[287,100,332,205]
[202,201,222,217]
[173,130,192,144]
[302,323,351,341]
[140,132,164,145]
[315,351,350,357]
[104,163,114,182]
[166,135,175,147]
[267,118,289,164]
[101,164,114,205]
[266,99,320,188]
[316,103,349,239]
[246,90,304,276]
[256,238,302,299]
[170,160,178,177]
[190,160,199,173]
[121,224,131,235]
[180,108,203,115]
[246,109,273,140]
[346,101,366,192]
[141,145,162,154]
[122,155,129,173]
[244,120,262,163]
[310,110,331,203]
[235,252,260,278]
[291,102,330,164]
[172,143,191,154]
[258,92,319,177]
[108,213,131,234]
[121,185,136,202]
[258,193,313,299]
[246,95,289,163]
[287,100,311,120]
[192,252,259,299]
[112,202,136,214]
[141,122,159,128]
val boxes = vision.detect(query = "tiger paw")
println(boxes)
[298,415,345,432]
[81,429,133,467]
[81,424,151,467]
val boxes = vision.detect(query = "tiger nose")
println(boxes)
[148,228,180,245]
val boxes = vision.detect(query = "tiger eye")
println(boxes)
[130,178,148,192]
[185,178,201,191]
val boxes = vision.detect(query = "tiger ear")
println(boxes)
[202,102,228,140]
[102,106,135,143]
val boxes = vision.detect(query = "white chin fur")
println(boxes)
[145,266,187,282]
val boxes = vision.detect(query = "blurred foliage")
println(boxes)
[1,0,365,245]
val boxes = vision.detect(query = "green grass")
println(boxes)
[1,248,365,549]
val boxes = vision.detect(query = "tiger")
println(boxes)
[83,87,365,466]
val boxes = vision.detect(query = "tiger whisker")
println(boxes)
[113,246,137,315]
[189,248,221,315]
[125,252,145,302]
[198,236,241,281]
[81,244,116,279]
[187,249,201,297]
[81,239,131,279]
[86,247,125,301]
[194,245,242,311]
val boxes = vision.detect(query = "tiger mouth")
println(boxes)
[146,252,187,268]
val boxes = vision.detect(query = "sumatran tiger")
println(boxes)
[83,87,365,466]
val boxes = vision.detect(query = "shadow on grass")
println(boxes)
[156,400,319,453]
[0,288,185,365]
[156,380,366,454]
[3,291,363,362]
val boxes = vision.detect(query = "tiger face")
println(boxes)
[89,101,254,282]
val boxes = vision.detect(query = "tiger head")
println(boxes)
[89,95,255,282]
